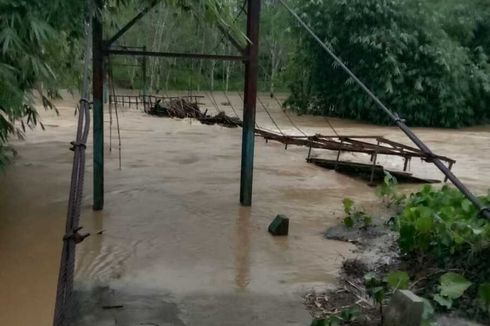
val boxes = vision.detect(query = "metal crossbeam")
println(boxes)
[107,48,247,61]
[106,1,159,46]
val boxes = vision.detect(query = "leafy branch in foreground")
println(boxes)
[396,185,490,258]
[0,0,88,170]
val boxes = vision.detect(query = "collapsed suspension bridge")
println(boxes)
[109,92,456,184]
[53,0,490,325]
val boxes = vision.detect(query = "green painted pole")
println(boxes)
[240,0,261,206]
[92,0,104,211]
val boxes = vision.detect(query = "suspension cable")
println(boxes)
[257,95,285,136]
[108,59,114,152]
[236,92,276,133]
[273,94,339,137]
[108,55,122,169]
[271,95,308,137]
[323,116,340,137]
[223,91,240,119]
[207,91,222,114]
[53,2,92,325]
[279,0,490,220]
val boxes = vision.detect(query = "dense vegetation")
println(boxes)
[286,0,490,127]
[397,185,490,318]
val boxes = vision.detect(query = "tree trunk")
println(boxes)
[149,5,167,92]
[197,29,206,91]
[210,60,216,91]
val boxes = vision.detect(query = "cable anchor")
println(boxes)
[393,113,406,123]
[79,98,93,107]
[63,227,90,244]
[70,141,87,151]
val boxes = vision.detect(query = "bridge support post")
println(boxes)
[93,0,104,211]
[240,0,261,206]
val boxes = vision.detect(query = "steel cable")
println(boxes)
[236,92,276,133]
[53,1,92,325]
[271,95,308,137]
[108,55,122,169]
[257,95,284,136]
[223,91,240,119]
[208,91,222,114]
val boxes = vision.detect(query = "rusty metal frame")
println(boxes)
[105,0,159,47]
[107,48,247,61]
[93,0,260,210]
[255,129,455,165]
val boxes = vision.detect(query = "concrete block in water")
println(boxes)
[268,215,289,236]
[384,290,424,326]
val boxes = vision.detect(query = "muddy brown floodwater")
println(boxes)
[0,91,489,325]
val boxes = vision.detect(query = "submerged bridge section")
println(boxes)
[109,92,456,184]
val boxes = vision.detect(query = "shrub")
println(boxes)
[396,185,490,259]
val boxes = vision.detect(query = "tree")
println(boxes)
[0,0,86,169]
[285,0,490,128]
[259,0,294,96]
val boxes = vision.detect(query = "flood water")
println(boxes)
[0,92,489,325]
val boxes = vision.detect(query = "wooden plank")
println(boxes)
[308,158,440,184]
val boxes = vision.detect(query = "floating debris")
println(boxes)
[147,98,242,128]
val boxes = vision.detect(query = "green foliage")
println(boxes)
[342,198,372,229]
[478,283,490,313]
[421,298,437,326]
[393,185,489,317]
[335,181,489,321]
[434,272,473,309]
[310,307,360,326]
[386,271,410,290]
[396,185,490,258]
[334,182,489,321]
[286,0,490,128]
[362,270,440,324]
[0,0,262,170]
[376,172,407,208]
[0,0,87,169]
[363,272,387,305]
[439,273,473,299]
[107,0,293,94]
[363,271,410,305]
